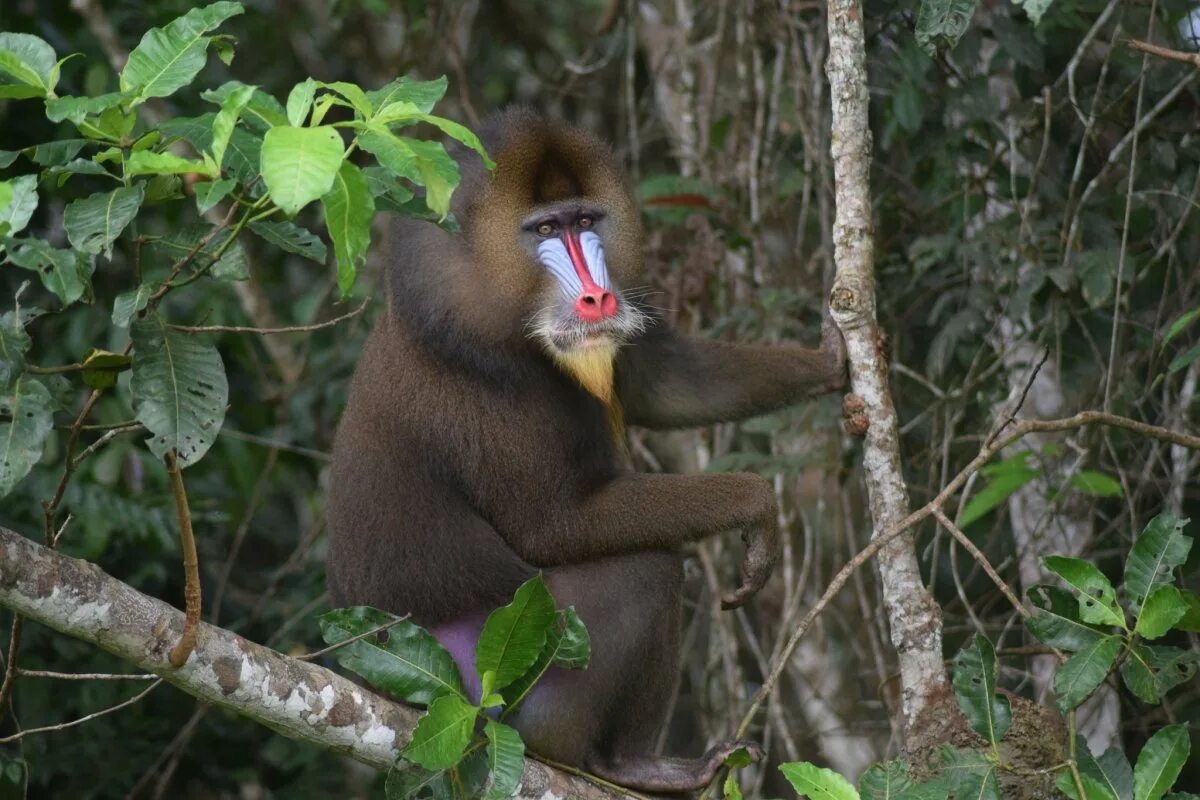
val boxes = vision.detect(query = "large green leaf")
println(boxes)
[0,175,39,236]
[1026,585,1107,652]
[402,694,477,771]
[44,93,124,125]
[130,314,228,467]
[1057,772,1118,800]
[1077,737,1134,800]
[1043,556,1125,628]
[127,150,216,178]
[951,634,1011,745]
[203,81,287,130]
[859,761,917,800]
[499,606,591,713]
[0,33,57,98]
[366,75,448,115]
[476,576,557,692]
[483,721,524,800]
[260,125,345,216]
[357,126,460,219]
[939,748,999,800]
[317,606,465,705]
[958,452,1038,527]
[780,762,861,800]
[211,83,256,170]
[1135,586,1188,640]
[64,184,146,259]
[1134,726,1189,800]
[1124,513,1191,614]
[120,2,245,103]
[3,238,91,307]
[1121,645,1199,704]
[248,220,327,263]
[1054,634,1121,712]
[321,161,374,296]
[372,104,493,169]
[0,375,54,497]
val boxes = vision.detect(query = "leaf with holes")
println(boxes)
[952,634,1011,745]
[260,125,344,216]
[780,762,861,800]
[129,314,227,467]
[120,2,245,103]
[1121,645,1199,705]
[1026,585,1108,652]
[1134,725,1189,800]
[0,376,54,497]
[1043,556,1125,628]
[1055,634,1121,712]
[64,184,146,259]
[321,161,374,296]
[3,238,91,307]
[1124,513,1191,615]
[318,606,465,705]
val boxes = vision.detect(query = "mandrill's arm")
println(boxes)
[616,308,847,429]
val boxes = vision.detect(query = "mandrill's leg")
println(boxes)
[510,552,763,793]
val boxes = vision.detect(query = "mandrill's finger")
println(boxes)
[721,584,753,610]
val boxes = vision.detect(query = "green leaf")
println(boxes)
[44,93,124,125]
[1057,771,1119,800]
[483,721,524,800]
[939,748,999,800]
[322,81,373,118]
[0,312,31,389]
[127,150,216,178]
[286,78,317,127]
[317,606,465,704]
[357,126,460,219]
[1135,586,1187,640]
[1070,471,1123,497]
[1077,738,1134,800]
[211,239,248,281]
[723,748,755,800]
[44,159,114,187]
[113,284,153,327]
[1125,513,1191,614]
[260,125,345,216]
[321,161,375,296]
[3,238,90,307]
[81,348,133,390]
[120,2,246,103]
[780,762,861,800]
[1168,343,1200,374]
[1162,307,1199,347]
[476,576,557,692]
[1026,585,1107,652]
[951,634,1011,745]
[553,606,590,669]
[366,75,447,115]
[363,165,416,212]
[914,0,980,56]
[859,761,917,800]
[372,107,493,170]
[0,183,10,217]
[1043,556,1125,628]
[130,314,228,467]
[64,184,146,259]
[1055,634,1121,712]
[0,33,57,97]
[385,762,454,800]
[1121,645,1198,704]
[1011,0,1052,23]
[0,175,39,236]
[193,178,236,214]
[202,81,287,130]
[958,452,1039,527]
[1133,726,1189,800]
[403,694,477,771]
[211,83,256,170]
[499,607,590,712]
[0,376,54,497]
[248,220,327,263]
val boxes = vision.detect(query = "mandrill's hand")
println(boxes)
[819,304,849,392]
[721,516,781,610]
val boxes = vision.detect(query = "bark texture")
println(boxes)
[824,0,948,732]
[0,526,620,800]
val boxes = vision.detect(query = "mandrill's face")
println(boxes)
[517,199,648,361]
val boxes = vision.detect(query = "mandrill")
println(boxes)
[327,108,846,791]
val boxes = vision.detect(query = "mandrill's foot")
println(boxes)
[589,739,765,793]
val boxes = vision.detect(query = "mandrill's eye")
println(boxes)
[578,216,593,229]
[536,222,556,237]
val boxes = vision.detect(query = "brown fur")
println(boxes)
[327,108,847,791]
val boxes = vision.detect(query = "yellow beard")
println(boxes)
[551,342,626,443]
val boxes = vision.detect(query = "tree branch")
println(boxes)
[0,527,626,800]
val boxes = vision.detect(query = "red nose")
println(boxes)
[575,289,618,322]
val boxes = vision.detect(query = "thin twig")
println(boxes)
[170,298,369,335]
[17,670,156,681]
[932,509,1030,618]
[987,347,1049,446]
[0,680,162,743]
[70,423,144,471]
[166,452,200,668]
[1127,38,1200,68]
[297,614,411,661]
